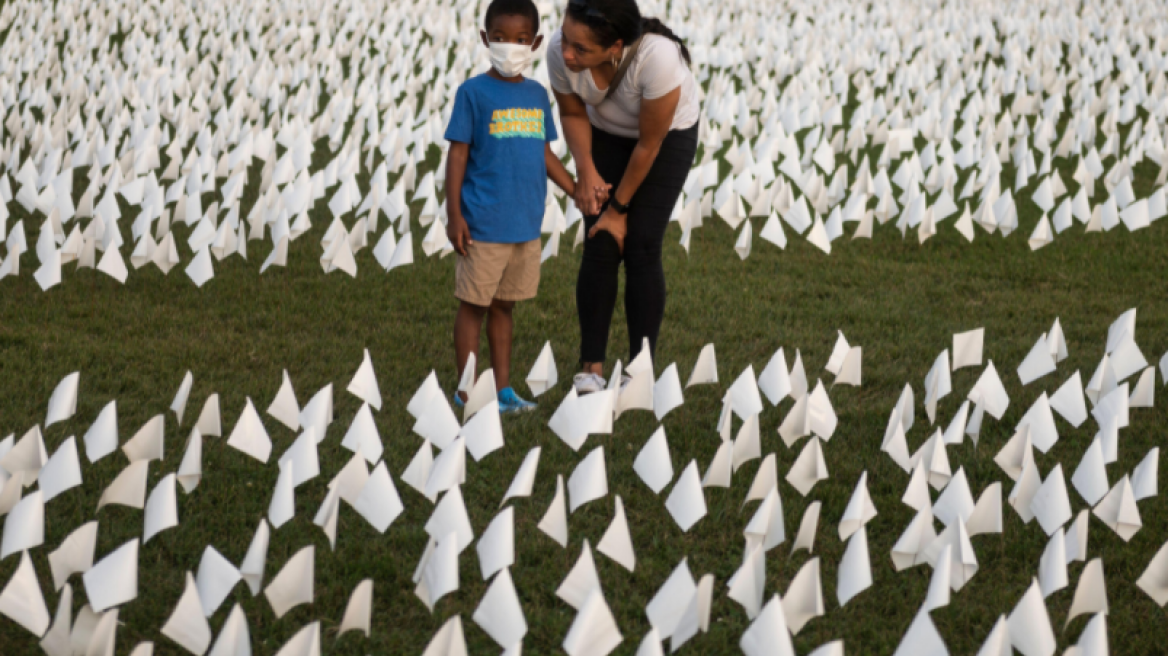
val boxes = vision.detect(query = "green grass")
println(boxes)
[2,158,1168,655]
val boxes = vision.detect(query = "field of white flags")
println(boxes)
[2,0,1168,654]
[2,0,1168,285]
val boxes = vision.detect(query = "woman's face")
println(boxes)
[560,15,622,73]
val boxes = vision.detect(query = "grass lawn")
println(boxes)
[2,146,1167,655]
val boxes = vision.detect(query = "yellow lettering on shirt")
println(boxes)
[489,108,545,139]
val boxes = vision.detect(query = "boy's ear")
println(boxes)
[532,34,544,50]
[480,30,489,48]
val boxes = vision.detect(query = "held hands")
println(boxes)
[447,214,473,256]
[594,183,613,208]
[574,166,625,251]
[574,166,613,216]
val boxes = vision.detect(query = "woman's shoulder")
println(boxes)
[634,33,687,69]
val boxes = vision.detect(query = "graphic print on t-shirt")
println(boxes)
[489,108,546,139]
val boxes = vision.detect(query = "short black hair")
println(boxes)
[484,0,541,35]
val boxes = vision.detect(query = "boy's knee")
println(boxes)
[459,301,490,318]
[489,299,516,314]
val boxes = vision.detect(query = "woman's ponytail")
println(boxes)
[640,17,691,66]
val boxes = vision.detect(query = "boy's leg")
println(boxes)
[492,239,541,394]
[486,299,515,390]
[490,240,540,411]
[456,240,516,400]
[454,301,489,402]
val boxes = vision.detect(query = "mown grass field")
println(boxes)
[3,8,1168,654]
[2,146,1167,655]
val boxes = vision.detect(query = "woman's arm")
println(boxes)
[553,89,608,215]
[545,144,576,197]
[588,86,682,250]
[445,141,472,256]
[612,87,681,211]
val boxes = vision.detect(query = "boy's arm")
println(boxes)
[545,145,576,198]
[445,142,472,256]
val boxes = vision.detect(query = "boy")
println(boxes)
[445,0,576,412]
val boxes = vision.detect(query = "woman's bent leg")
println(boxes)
[622,219,669,362]
[577,220,622,364]
[621,125,699,362]
[578,127,637,365]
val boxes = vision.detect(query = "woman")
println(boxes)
[547,0,701,393]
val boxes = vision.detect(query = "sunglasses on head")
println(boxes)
[567,0,610,23]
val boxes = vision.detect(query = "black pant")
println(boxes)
[577,122,699,365]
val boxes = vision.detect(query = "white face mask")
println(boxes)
[487,42,537,78]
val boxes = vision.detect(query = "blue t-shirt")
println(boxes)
[444,73,558,244]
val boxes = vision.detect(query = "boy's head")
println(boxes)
[482,0,542,47]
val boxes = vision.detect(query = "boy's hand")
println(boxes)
[447,215,473,256]
[575,166,607,216]
[594,183,612,206]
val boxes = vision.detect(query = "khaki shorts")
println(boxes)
[455,239,541,307]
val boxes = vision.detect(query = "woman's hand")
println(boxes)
[574,165,608,216]
[588,206,628,252]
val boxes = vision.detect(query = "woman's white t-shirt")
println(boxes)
[546,29,700,139]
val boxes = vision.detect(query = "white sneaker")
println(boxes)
[573,372,606,394]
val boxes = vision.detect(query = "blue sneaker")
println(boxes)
[497,387,537,414]
[453,393,465,409]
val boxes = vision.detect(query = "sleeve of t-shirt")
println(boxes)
[545,31,574,95]
[639,37,689,100]
[444,84,474,144]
